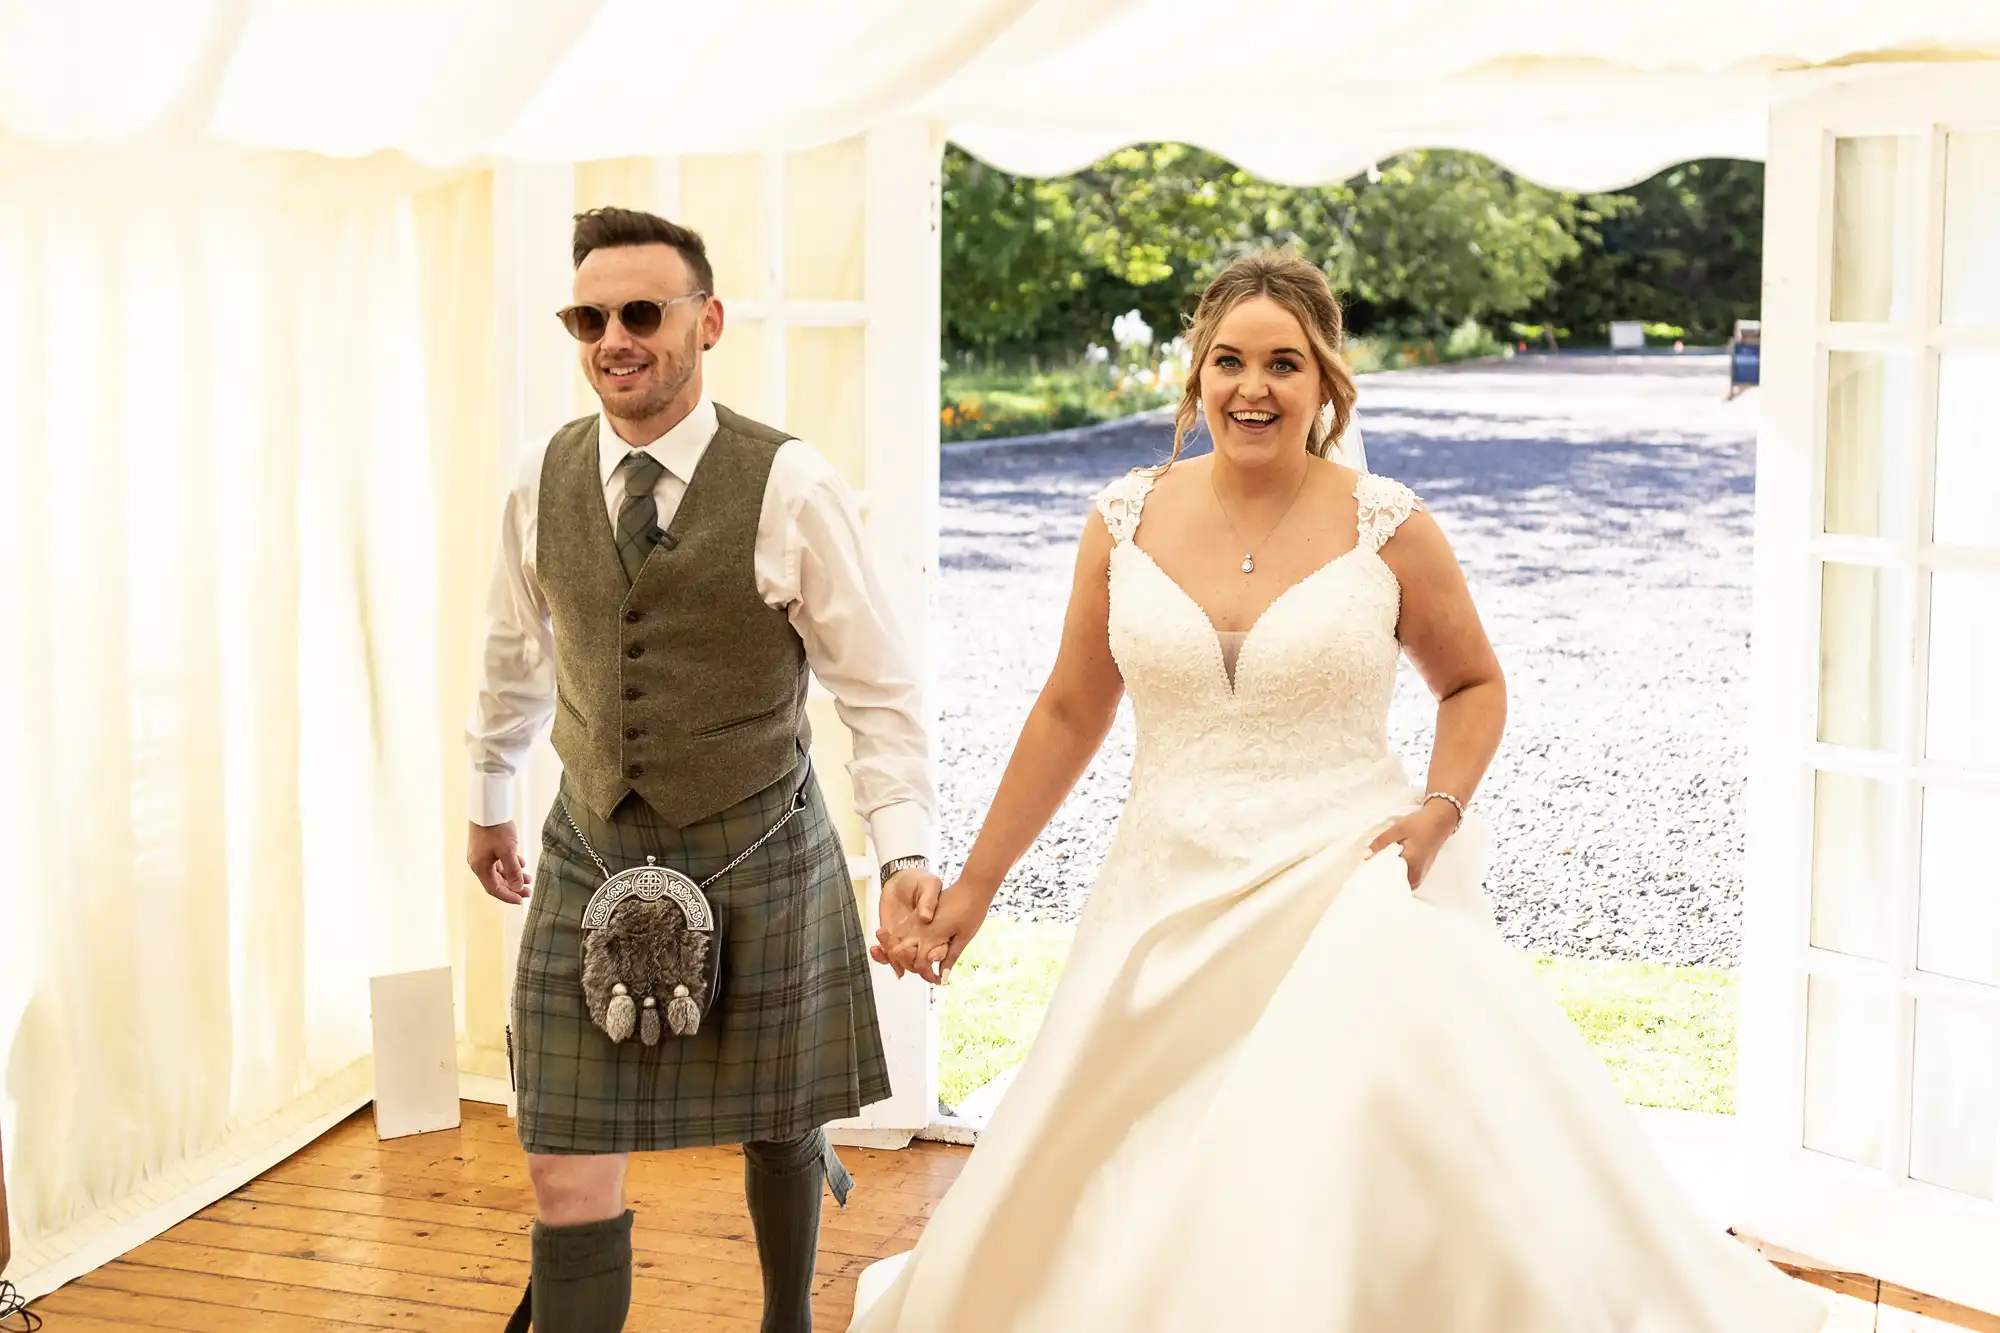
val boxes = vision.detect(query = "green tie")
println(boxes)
[615,452,667,585]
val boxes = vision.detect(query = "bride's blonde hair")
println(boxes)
[1167,250,1358,466]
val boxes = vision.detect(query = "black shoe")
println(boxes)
[503,1279,532,1332]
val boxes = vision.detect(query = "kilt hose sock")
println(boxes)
[508,1209,634,1332]
[502,1130,850,1332]
[744,1127,854,1333]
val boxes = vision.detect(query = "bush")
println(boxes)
[941,322,1512,446]
[1445,317,1504,360]
[1346,320,1506,374]
[942,359,1178,443]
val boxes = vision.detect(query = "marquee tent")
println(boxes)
[3,0,1997,1312]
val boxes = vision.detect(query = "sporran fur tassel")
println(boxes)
[667,984,702,1036]
[639,995,662,1046]
[605,983,636,1043]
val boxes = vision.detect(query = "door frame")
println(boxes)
[1738,61,2000,1316]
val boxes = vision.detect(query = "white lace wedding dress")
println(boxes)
[847,470,1825,1333]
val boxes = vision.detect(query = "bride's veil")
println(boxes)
[1332,407,1368,473]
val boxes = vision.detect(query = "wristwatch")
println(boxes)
[878,854,931,883]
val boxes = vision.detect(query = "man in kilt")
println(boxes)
[466,207,941,1332]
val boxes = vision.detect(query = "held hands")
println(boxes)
[872,879,991,986]
[468,821,532,904]
[870,866,945,979]
[1367,799,1461,890]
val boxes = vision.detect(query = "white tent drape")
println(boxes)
[5,1,1999,189]
[0,148,502,1293]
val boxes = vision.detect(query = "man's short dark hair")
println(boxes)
[571,207,716,296]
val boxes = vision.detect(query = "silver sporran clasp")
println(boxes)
[582,858,716,932]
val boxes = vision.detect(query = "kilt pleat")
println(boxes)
[510,753,892,1153]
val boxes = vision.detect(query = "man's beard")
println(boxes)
[603,324,698,423]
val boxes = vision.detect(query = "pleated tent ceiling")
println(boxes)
[1,0,1997,184]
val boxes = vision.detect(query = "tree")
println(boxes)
[1524,159,1764,343]
[940,149,1089,356]
[1330,151,1580,337]
[941,145,1759,360]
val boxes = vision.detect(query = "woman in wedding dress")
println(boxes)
[851,250,1824,1333]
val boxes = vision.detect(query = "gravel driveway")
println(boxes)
[934,353,1759,966]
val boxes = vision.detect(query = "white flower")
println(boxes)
[1112,309,1153,353]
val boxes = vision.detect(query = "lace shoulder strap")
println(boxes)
[1355,473,1422,554]
[1094,469,1158,545]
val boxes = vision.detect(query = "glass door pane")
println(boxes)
[1818,563,1908,750]
[786,137,867,302]
[680,155,766,301]
[1824,351,1913,537]
[787,326,866,486]
[703,318,765,417]
[1925,569,2000,768]
[1942,132,2000,328]
[1804,975,1894,1165]
[1813,772,1898,960]
[1909,997,2000,1198]
[1918,785,2000,986]
[1932,352,2000,549]
[1832,136,1924,323]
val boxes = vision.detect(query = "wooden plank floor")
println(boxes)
[20,1100,1997,1331]
[26,1101,954,1331]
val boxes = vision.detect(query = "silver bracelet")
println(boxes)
[1422,792,1465,826]
[878,854,931,883]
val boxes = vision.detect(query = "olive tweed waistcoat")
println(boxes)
[536,404,808,827]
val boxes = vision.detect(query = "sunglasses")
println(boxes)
[557,293,707,343]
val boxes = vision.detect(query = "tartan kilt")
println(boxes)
[510,752,893,1153]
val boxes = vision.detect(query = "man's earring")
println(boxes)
[703,342,713,350]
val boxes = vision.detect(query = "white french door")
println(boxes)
[492,119,948,1144]
[1739,62,2000,1314]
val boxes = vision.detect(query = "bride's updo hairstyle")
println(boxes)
[1167,249,1359,466]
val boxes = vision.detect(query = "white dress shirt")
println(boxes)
[465,394,933,864]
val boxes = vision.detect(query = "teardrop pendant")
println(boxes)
[1240,554,1255,574]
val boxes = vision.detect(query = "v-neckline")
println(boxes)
[1121,471,1373,698]
[1124,542,1369,698]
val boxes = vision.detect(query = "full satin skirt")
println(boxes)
[847,789,1824,1333]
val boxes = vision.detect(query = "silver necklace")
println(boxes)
[1209,465,1311,575]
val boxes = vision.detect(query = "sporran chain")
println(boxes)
[561,789,810,889]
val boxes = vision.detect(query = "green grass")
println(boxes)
[936,915,1078,1107]
[936,916,1740,1114]
[1532,955,1740,1113]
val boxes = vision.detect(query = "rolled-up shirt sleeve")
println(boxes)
[767,444,936,865]
[464,456,556,827]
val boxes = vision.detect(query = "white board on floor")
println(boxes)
[369,966,461,1140]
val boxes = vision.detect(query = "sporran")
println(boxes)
[563,786,809,1044]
